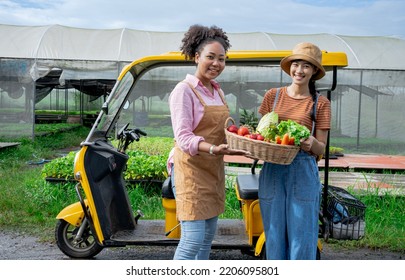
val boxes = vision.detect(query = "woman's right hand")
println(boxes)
[215,144,251,156]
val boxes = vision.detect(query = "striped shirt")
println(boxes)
[258,87,331,135]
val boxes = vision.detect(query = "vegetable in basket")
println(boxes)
[256,112,279,142]
[277,119,310,145]
[256,111,278,133]
[256,112,310,145]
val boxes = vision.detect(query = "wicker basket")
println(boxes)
[224,117,299,164]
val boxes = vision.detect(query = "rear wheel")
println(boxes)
[55,219,103,259]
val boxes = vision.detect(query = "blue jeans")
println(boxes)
[173,216,218,260]
[258,151,321,260]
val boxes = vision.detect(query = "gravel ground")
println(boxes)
[0,230,403,260]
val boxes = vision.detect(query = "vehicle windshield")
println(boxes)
[90,69,134,139]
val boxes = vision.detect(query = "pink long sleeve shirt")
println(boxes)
[167,74,226,174]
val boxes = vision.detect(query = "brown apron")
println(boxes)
[174,83,229,221]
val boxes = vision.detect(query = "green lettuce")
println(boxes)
[277,120,310,145]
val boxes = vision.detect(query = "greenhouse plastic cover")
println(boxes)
[1,24,405,81]
[1,24,405,145]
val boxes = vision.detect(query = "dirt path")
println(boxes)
[0,230,403,260]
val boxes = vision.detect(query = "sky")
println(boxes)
[0,0,404,39]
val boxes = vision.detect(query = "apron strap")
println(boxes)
[182,81,228,107]
[272,88,281,111]
[182,81,206,106]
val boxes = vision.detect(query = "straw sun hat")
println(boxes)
[280,42,326,80]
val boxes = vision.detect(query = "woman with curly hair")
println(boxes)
[167,24,249,260]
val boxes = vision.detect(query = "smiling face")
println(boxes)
[194,41,226,85]
[290,59,318,86]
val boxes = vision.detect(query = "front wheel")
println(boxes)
[55,219,103,258]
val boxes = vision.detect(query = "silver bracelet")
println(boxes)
[209,145,216,155]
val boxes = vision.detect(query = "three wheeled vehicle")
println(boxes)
[55,50,348,259]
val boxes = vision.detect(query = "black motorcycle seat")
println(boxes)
[236,174,259,200]
[161,177,175,199]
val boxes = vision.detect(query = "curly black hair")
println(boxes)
[180,24,231,61]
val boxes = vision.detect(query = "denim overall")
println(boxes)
[258,89,321,260]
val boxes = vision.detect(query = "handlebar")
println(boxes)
[130,132,139,141]
[134,128,147,136]
[129,128,147,141]
[117,124,148,152]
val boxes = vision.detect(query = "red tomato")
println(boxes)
[250,133,258,140]
[227,124,238,134]
[288,137,295,145]
[237,126,250,136]
[256,134,264,141]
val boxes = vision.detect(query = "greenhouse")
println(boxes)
[0,24,404,155]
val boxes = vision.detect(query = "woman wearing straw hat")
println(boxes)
[258,42,330,260]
